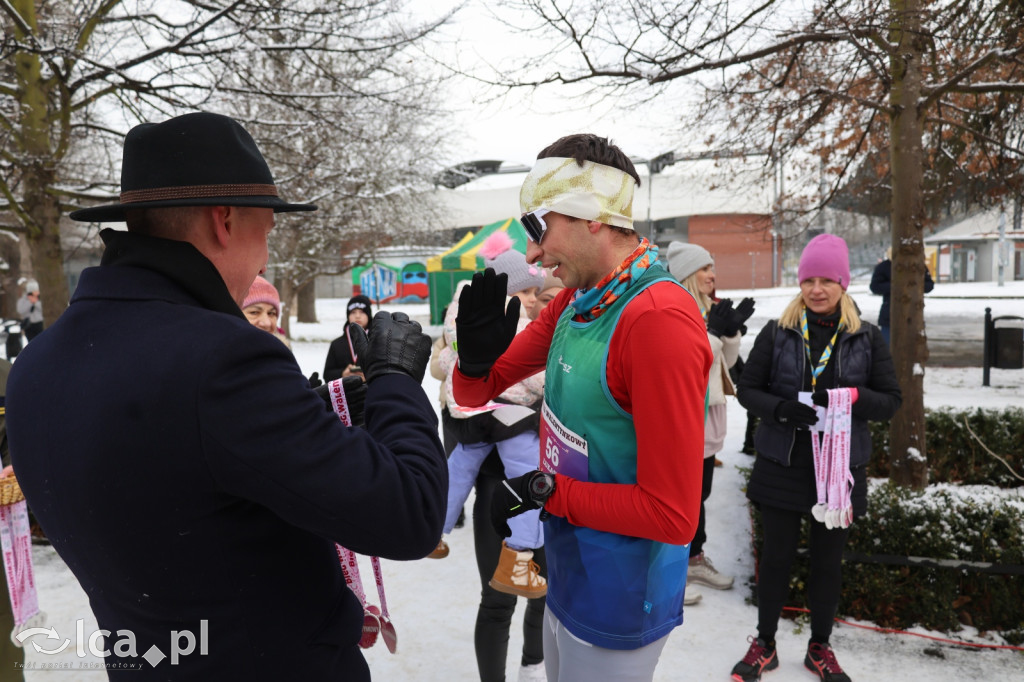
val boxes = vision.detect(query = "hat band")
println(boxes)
[120,183,279,204]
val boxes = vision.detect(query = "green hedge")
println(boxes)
[869,407,1024,486]
[745,407,1024,643]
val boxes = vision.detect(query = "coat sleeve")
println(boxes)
[429,335,447,382]
[850,324,903,422]
[720,330,741,370]
[451,286,567,406]
[736,320,784,422]
[200,326,447,560]
[869,261,891,297]
[322,335,352,382]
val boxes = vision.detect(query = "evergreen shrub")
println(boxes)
[869,407,1024,486]
[744,407,1024,643]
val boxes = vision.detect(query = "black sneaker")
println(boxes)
[731,637,778,682]
[804,642,851,682]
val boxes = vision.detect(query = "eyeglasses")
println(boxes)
[520,208,550,244]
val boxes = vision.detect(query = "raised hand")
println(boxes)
[455,268,520,377]
[362,311,432,384]
[706,299,734,338]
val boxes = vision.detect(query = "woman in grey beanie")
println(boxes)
[667,241,754,603]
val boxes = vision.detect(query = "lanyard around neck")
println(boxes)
[801,308,843,391]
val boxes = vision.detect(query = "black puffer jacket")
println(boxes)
[737,310,902,512]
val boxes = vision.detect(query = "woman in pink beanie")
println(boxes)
[729,234,901,682]
[242,276,290,347]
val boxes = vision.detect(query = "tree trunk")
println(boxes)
[0,238,22,322]
[276,279,295,339]
[14,0,71,329]
[25,193,71,329]
[887,0,929,489]
[297,280,318,323]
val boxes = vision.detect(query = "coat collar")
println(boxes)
[99,228,245,320]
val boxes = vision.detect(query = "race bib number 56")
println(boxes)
[539,401,589,482]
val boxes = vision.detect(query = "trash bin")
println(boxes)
[984,309,1024,385]
[992,320,1024,369]
[0,320,21,361]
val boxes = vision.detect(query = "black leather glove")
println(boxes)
[724,297,756,336]
[455,269,521,377]
[774,400,818,427]
[307,371,323,389]
[705,299,734,338]
[362,311,432,384]
[490,470,556,538]
[314,376,367,427]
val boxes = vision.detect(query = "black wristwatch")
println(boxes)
[528,471,556,506]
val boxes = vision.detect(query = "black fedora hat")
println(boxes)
[69,112,317,222]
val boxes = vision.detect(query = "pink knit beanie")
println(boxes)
[798,234,850,290]
[242,276,281,314]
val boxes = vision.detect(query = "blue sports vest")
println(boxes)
[541,264,691,650]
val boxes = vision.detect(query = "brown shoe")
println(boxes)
[489,541,546,598]
[427,539,449,559]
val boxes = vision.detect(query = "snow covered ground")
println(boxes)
[18,280,1024,680]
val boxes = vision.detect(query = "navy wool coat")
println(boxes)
[7,230,447,680]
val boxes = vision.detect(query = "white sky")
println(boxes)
[423,0,689,167]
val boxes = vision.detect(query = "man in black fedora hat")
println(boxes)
[6,112,447,680]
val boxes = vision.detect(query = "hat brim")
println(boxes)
[69,195,317,222]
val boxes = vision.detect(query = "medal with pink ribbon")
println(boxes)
[811,388,855,529]
[327,382,397,653]
[0,469,45,645]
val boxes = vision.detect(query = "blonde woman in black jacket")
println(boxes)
[731,235,901,682]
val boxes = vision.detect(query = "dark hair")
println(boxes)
[124,206,201,239]
[537,134,641,187]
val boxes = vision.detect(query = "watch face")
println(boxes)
[529,472,555,501]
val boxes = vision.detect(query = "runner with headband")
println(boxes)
[451,134,713,682]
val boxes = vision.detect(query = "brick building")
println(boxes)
[433,156,780,290]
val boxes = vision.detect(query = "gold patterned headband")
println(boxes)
[519,157,636,230]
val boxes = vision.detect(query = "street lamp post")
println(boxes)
[645,152,677,242]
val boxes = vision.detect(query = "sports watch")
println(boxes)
[528,471,556,506]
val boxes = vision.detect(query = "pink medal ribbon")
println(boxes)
[327,379,352,425]
[0,499,41,634]
[810,388,854,529]
[370,556,397,653]
[345,324,360,364]
[336,546,379,649]
[328,386,397,653]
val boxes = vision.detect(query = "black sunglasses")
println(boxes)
[520,209,550,244]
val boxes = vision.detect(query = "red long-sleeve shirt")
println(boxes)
[453,283,712,545]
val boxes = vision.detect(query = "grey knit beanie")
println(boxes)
[480,231,546,295]
[667,241,714,281]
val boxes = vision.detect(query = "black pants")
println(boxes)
[756,504,849,644]
[690,455,716,557]
[23,321,43,342]
[473,449,546,681]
